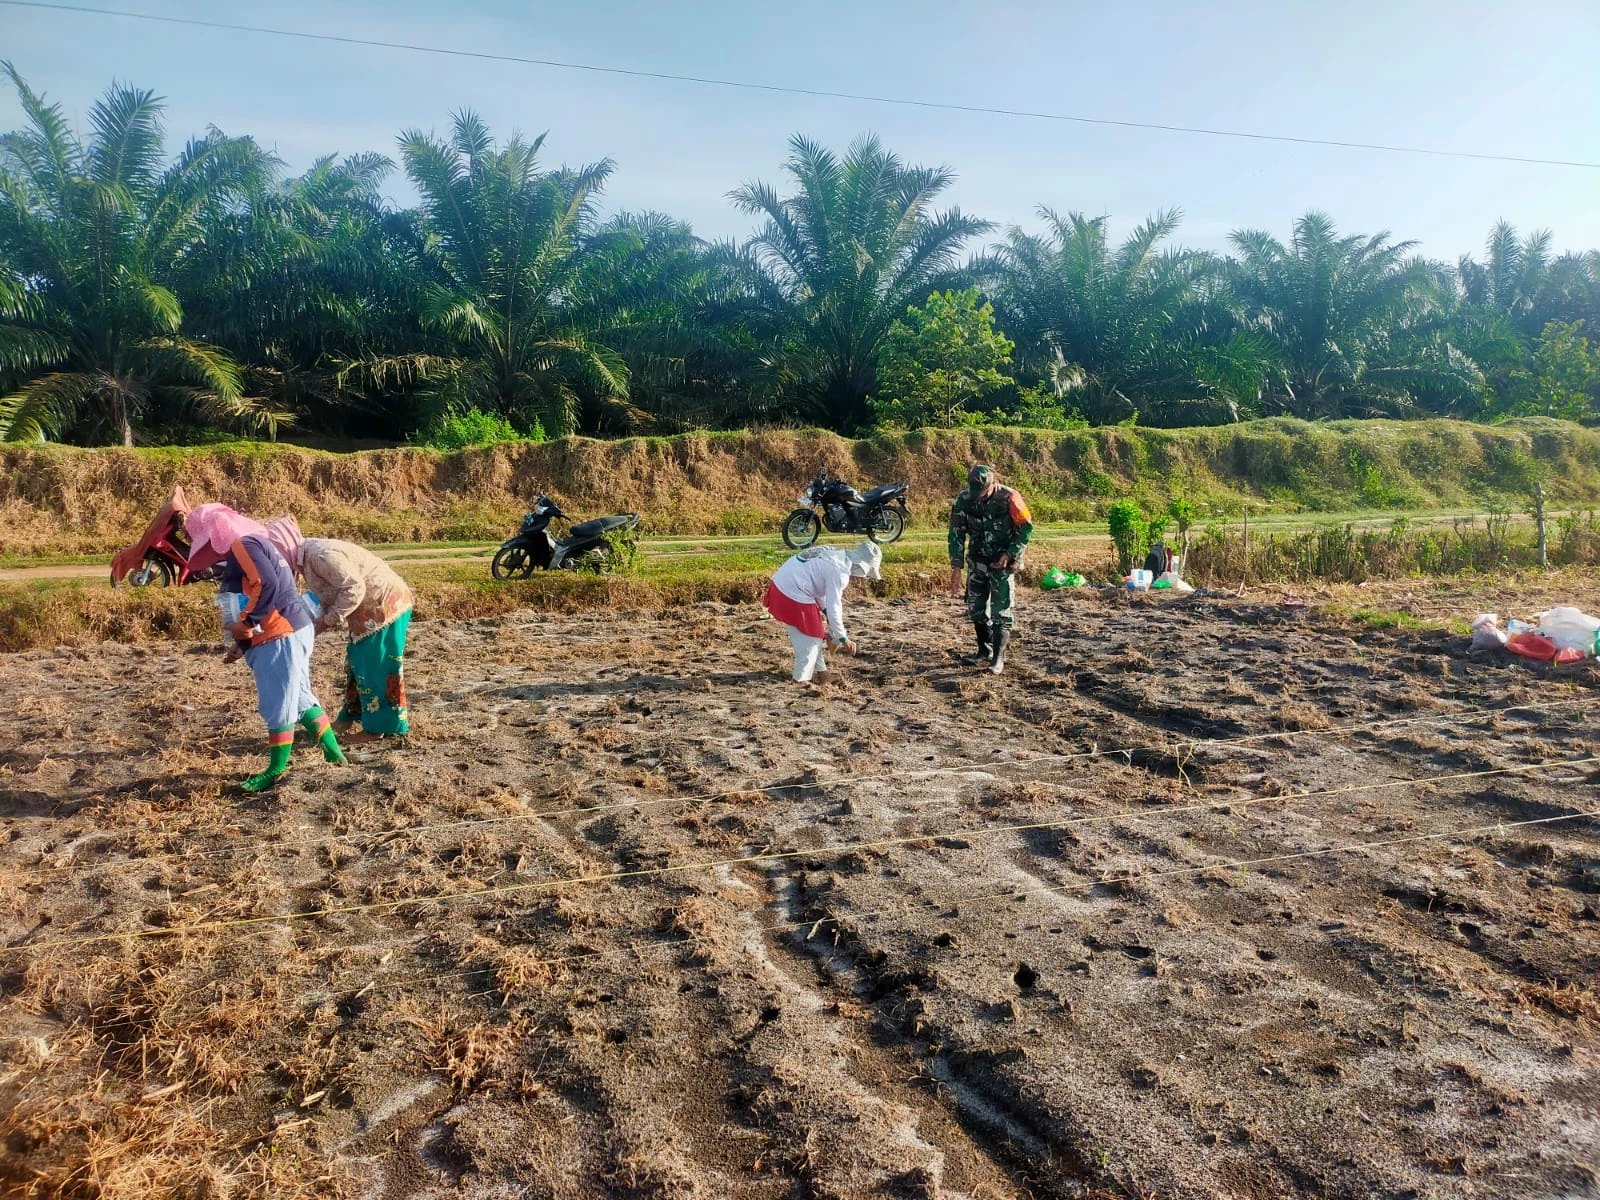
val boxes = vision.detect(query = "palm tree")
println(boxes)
[1458,222,1556,330]
[348,112,627,438]
[1459,223,1600,341]
[179,152,432,436]
[992,207,1262,424]
[0,64,280,444]
[579,210,766,432]
[720,134,991,432]
[1227,211,1481,419]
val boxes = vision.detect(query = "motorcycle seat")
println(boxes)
[858,483,905,504]
[569,514,639,539]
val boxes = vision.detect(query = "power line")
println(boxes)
[6,0,1599,172]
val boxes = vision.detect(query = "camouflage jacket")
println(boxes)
[948,485,1033,569]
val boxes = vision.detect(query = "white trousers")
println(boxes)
[786,626,829,682]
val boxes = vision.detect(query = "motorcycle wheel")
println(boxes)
[128,555,174,588]
[867,507,906,544]
[781,510,822,550]
[491,545,535,581]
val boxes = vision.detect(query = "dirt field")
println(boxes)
[2,584,1598,1199]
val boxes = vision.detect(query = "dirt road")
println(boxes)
[1,587,1597,1198]
[0,508,1530,584]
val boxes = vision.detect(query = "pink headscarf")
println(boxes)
[263,515,306,571]
[184,503,269,559]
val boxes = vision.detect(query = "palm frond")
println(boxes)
[0,370,95,441]
[0,62,81,205]
[451,110,494,162]
[86,82,165,190]
[136,335,243,403]
[0,322,72,374]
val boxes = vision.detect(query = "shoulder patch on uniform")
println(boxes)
[1008,490,1032,524]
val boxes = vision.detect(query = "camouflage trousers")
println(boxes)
[965,561,1016,629]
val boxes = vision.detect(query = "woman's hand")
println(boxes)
[226,621,251,642]
[838,639,858,656]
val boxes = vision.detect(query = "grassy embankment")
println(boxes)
[5,416,1597,557]
[4,417,1600,651]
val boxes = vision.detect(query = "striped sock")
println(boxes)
[301,705,346,764]
[240,730,294,793]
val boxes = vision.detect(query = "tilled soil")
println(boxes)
[1,586,1598,1199]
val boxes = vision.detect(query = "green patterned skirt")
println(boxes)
[338,609,411,735]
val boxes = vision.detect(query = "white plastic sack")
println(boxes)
[1157,571,1195,594]
[1469,613,1508,651]
[1535,606,1600,654]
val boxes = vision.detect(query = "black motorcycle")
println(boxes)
[780,474,909,550]
[491,495,640,579]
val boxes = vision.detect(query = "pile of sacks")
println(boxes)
[1470,607,1600,664]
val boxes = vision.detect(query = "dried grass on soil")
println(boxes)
[2,581,1598,1198]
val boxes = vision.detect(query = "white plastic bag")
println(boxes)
[215,591,249,648]
[1535,606,1600,655]
[1157,571,1195,594]
[1469,613,1508,651]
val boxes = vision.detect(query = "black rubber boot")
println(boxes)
[967,622,993,663]
[989,627,1013,675]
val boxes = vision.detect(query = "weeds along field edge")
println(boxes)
[7,509,1600,652]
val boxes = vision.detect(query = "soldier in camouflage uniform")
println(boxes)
[948,464,1033,674]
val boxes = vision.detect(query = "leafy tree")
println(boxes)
[720,134,991,432]
[1227,212,1482,419]
[348,112,629,438]
[871,287,1014,427]
[1499,320,1600,420]
[993,208,1264,426]
[0,64,279,444]
[1458,224,1600,415]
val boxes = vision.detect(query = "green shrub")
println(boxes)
[1168,497,1197,538]
[598,527,641,574]
[1107,499,1146,572]
[1081,469,1116,497]
[416,408,540,452]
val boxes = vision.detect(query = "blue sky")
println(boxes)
[4,0,1598,259]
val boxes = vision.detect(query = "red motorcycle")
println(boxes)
[109,486,225,588]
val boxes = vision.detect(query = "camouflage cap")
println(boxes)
[968,464,995,491]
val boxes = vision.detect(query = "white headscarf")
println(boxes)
[795,541,882,581]
[846,540,882,580]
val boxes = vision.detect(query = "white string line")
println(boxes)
[10,694,1590,883]
[36,801,1599,1046]
[8,754,1595,957]
[360,803,1600,1001]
